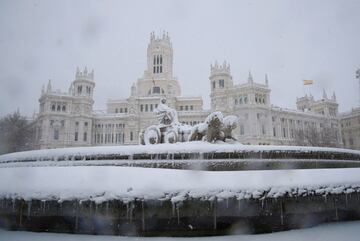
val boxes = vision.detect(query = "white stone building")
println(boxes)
[35,32,349,149]
[340,107,360,149]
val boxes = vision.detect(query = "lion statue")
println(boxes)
[188,112,238,143]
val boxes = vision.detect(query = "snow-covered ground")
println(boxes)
[1,166,360,202]
[1,221,360,241]
[1,142,359,163]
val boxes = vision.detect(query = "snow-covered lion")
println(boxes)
[188,112,238,143]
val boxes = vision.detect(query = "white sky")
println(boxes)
[0,0,359,117]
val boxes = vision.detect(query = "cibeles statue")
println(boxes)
[140,98,191,145]
[155,98,179,126]
[140,98,239,145]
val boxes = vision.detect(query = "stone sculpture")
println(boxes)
[140,99,238,144]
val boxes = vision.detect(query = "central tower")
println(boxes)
[147,31,173,79]
[136,31,181,98]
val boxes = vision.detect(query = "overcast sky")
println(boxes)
[0,0,359,117]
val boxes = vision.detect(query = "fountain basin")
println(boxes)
[1,142,360,236]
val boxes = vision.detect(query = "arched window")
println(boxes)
[62,105,66,112]
[153,55,163,74]
[51,105,55,111]
[57,105,61,111]
[219,79,225,88]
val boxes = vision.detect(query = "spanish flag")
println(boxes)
[303,80,314,85]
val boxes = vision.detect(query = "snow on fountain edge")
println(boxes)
[1,141,360,163]
[1,166,360,204]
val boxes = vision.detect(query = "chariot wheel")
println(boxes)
[164,129,178,144]
[144,125,161,145]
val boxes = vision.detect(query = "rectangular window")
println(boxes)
[140,105,143,112]
[83,132,87,142]
[219,79,225,88]
[84,122,88,127]
[75,132,78,141]
[153,86,160,94]
[54,129,59,140]
[145,104,148,111]
[190,105,193,110]
[130,131,133,141]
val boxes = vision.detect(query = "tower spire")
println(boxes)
[47,79,52,93]
[265,74,269,86]
[322,89,327,99]
[248,70,253,83]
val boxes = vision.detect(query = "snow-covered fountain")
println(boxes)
[1,99,360,236]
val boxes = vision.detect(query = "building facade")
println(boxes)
[34,32,357,149]
[340,107,360,150]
